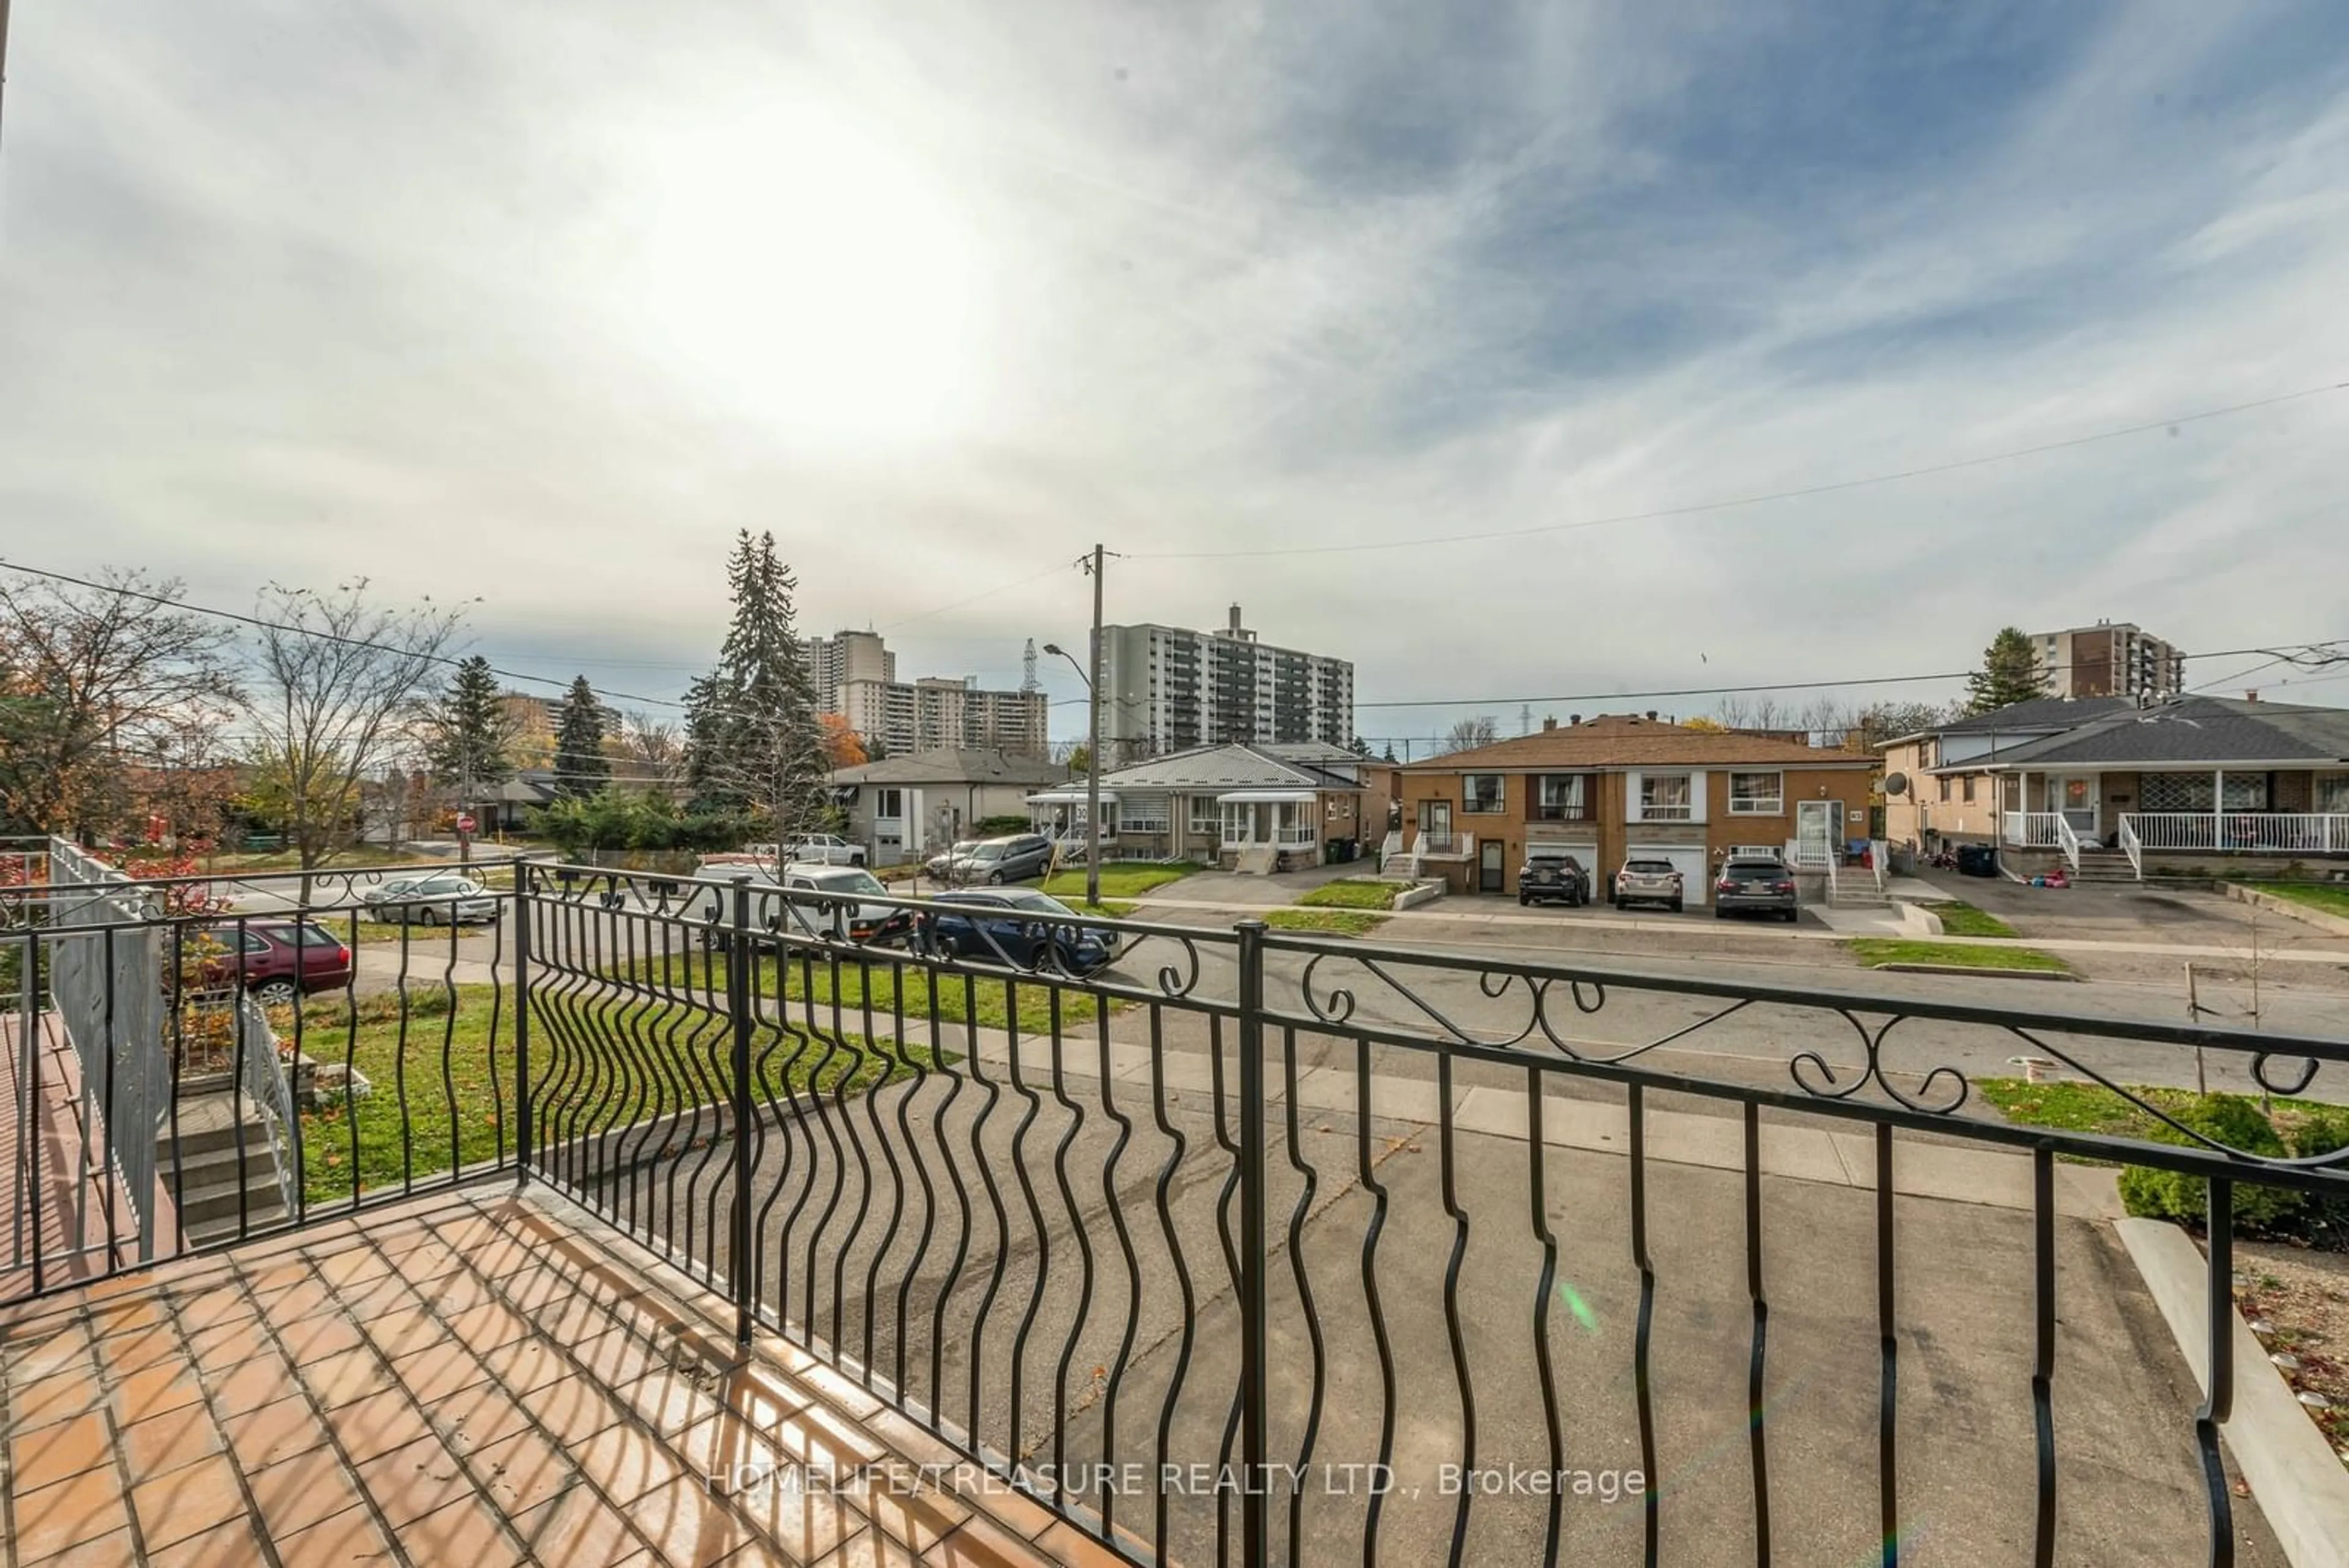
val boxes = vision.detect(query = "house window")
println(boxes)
[2141,773,2213,812]
[2318,774,2349,814]
[1961,776,1976,803]
[1461,775,1504,814]
[1417,800,1453,847]
[1535,775,1585,820]
[2224,775,2270,811]
[1189,796,1220,836]
[1121,792,1170,832]
[1938,778,1951,803]
[875,788,905,820]
[1638,774,1692,821]
[1727,772,1783,815]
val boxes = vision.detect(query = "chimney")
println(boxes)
[1228,604,1244,633]
[1645,710,1658,722]
[1568,713,1582,726]
[1541,716,1557,732]
[2244,689,2260,702]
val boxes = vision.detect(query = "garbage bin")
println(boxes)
[1956,844,1998,878]
[1325,840,1343,866]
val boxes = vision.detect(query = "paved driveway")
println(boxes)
[1911,871,2326,948]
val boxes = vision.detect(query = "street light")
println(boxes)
[1041,630,1103,907]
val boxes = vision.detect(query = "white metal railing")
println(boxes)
[1870,839,1890,894]
[2121,812,2349,855]
[2002,812,2065,848]
[1824,854,1841,901]
[1785,838,1831,871]
[2052,814,2083,873]
[2119,816,2143,880]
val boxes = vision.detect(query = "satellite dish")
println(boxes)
[1885,773,1909,797]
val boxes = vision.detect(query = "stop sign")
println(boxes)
[456,813,477,834]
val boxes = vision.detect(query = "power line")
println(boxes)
[1129,379,2349,561]
[1348,638,2349,711]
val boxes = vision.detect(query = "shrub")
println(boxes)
[2290,1109,2349,1246]
[974,815,1031,838]
[2117,1093,2303,1230]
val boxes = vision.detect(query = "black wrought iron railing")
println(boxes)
[9,850,2349,1566]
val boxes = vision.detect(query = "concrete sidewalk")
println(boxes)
[1130,893,2349,965]
[928,1019,2124,1221]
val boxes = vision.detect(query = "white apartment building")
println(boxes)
[804,630,894,714]
[1098,606,1354,762]
[2030,622,2184,701]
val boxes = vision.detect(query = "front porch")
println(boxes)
[1997,765,2349,879]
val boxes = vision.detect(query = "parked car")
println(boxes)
[1518,851,1590,907]
[360,874,500,926]
[1714,857,1800,923]
[1611,857,1685,913]
[751,834,866,868]
[686,863,912,946]
[924,841,979,881]
[188,920,354,1006]
[932,834,1055,886]
[913,890,1117,975]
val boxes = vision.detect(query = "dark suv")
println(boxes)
[1713,858,1799,922]
[1518,852,1589,907]
[190,920,355,1006]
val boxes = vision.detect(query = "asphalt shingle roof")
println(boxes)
[1094,743,1360,791]
[829,749,1066,786]
[1937,696,2132,735]
[1980,697,2349,768]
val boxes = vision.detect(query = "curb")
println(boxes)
[2116,1217,2349,1566]
[2227,883,2349,939]
[1869,961,2076,982]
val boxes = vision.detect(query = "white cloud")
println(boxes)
[1,2,2345,744]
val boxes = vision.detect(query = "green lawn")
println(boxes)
[1039,862,1202,900]
[2245,882,2349,919]
[1263,908,1389,937]
[290,983,933,1208]
[1921,901,2018,938]
[1297,879,1401,912]
[1845,938,2069,973]
[1979,1078,2346,1142]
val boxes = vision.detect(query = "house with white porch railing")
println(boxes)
[1888,694,2349,882]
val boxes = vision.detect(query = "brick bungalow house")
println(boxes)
[1394,715,1880,904]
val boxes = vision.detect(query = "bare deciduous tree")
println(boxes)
[0,569,242,841]
[1441,715,1500,754]
[242,581,463,875]
[614,710,687,789]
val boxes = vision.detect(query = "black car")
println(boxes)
[1518,851,1590,907]
[1713,857,1800,922]
[914,890,1117,975]
[934,833,1055,886]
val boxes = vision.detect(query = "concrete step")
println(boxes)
[160,1093,279,1157]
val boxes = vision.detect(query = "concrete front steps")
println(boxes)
[160,1091,291,1244]
[2071,849,2139,884]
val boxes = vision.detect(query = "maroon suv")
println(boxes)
[190,920,355,1006]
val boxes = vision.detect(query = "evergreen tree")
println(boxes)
[421,655,519,793]
[551,675,610,797]
[1965,628,2050,715]
[681,530,826,835]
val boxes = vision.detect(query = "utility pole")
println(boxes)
[1086,543,1105,909]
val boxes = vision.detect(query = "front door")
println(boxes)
[1479,839,1505,893]
[2048,774,2098,838]
[1795,800,1836,865]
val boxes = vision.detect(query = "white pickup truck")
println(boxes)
[741,835,866,868]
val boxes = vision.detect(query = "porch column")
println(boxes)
[2214,768,2225,850]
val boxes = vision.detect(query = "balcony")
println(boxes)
[2124,811,2349,855]
[6,847,2346,1564]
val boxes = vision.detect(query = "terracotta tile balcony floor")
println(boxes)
[0,1187,1095,1567]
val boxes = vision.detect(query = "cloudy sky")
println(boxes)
[4,2,2347,743]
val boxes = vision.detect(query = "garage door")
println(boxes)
[1526,838,1598,874]
[1624,845,1709,907]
